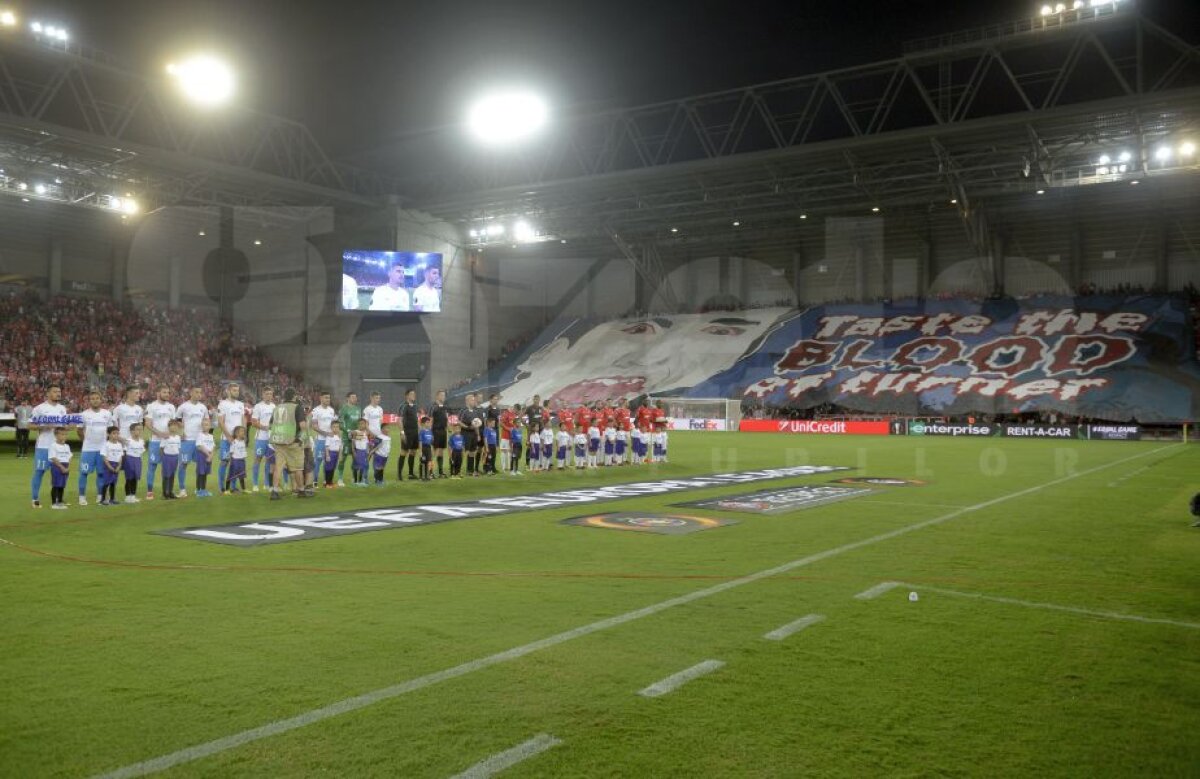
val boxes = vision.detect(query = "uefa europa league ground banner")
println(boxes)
[688,295,1200,424]
[156,465,852,546]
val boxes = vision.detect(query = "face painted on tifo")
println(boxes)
[500,309,786,405]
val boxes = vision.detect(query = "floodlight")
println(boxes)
[55,28,67,41]
[513,220,536,243]
[253,239,262,246]
[1055,3,1066,12]
[670,227,679,233]
[1072,0,1084,8]
[1097,166,1109,175]
[34,183,47,194]
[1118,150,1131,163]
[871,206,880,213]
[16,181,26,190]
[1179,141,1195,157]
[732,220,741,227]
[467,91,548,145]
[1117,164,1127,173]
[122,198,139,215]
[1154,146,1171,162]
[486,223,505,237]
[166,54,236,107]
[1036,189,1045,194]
[30,20,41,32]
[1040,5,1053,15]
[799,213,807,219]
[0,10,17,26]
[1097,154,1111,165]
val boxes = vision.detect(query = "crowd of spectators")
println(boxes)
[0,288,315,408]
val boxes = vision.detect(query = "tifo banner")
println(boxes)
[689,296,1200,423]
[486,309,792,405]
[157,465,852,546]
[739,419,890,435]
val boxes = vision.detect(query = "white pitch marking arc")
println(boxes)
[90,443,1179,779]
[450,733,562,779]
[892,582,1200,631]
[854,581,901,600]
[763,613,825,641]
[638,660,726,698]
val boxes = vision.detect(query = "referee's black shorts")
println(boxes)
[462,430,479,452]
[401,430,420,450]
[432,428,447,448]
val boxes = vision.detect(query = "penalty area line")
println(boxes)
[893,582,1200,631]
[90,443,1178,779]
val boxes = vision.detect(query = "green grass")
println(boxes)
[1,432,1198,777]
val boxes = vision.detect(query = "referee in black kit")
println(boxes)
[430,389,449,478]
[485,393,502,474]
[459,392,484,477]
[524,394,543,470]
[399,387,420,480]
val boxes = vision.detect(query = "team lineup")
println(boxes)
[24,383,672,509]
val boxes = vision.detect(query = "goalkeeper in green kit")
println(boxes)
[336,391,361,487]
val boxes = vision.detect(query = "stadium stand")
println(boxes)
[0,288,314,407]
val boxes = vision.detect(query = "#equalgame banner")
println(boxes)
[688,296,1200,424]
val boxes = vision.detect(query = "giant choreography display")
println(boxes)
[481,297,1198,423]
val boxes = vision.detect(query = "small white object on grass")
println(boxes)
[909,591,919,602]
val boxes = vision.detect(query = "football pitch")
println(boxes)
[2,432,1198,777]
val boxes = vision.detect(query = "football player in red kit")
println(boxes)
[499,404,516,472]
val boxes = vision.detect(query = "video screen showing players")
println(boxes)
[341,250,443,313]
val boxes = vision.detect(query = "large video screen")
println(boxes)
[341,250,443,313]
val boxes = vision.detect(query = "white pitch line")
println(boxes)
[91,443,1178,779]
[638,660,725,698]
[854,581,900,600]
[896,583,1200,631]
[858,500,968,510]
[1106,464,1152,488]
[763,613,825,641]
[450,733,561,779]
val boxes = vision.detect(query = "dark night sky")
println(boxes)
[34,0,1200,161]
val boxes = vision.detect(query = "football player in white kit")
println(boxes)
[216,382,246,493]
[144,385,177,500]
[175,386,207,498]
[249,387,276,491]
[76,389,113,505]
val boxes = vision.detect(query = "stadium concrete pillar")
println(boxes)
[1069,224,1083,292]
[990,230,1007,298]
[47,239,62,296]
[1154,219,1169,292]
[791,250,802,302]
[854,243,867,302]
[918,228,932,298]
[168,255,182,309]
[110,230,131,301]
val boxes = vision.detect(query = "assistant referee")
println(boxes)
[458,392,484,477]
[399,387,420,481]
[430,389,449,478]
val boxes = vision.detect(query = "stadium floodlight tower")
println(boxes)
[166,54,236,107]
[466,90,549,146]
